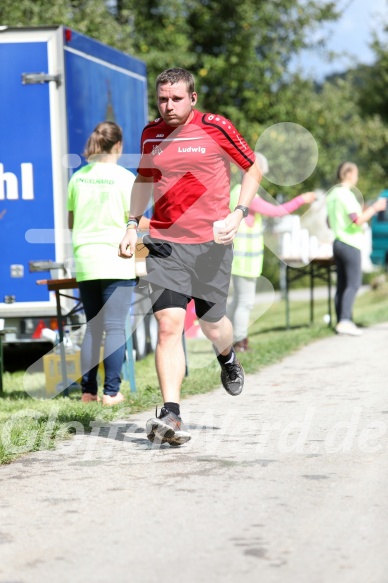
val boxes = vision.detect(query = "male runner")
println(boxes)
[119,68,262,446]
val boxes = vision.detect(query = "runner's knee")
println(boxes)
[155,310,185,342]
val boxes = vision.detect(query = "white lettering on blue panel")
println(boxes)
[0,163,34,200]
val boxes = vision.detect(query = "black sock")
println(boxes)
[216,347,235,365]
[163,402,180,416]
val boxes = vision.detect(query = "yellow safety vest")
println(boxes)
[230,184,264,278]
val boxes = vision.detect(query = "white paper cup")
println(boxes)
[41,328,57,344]
[213,220,226,244]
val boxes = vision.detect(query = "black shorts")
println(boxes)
[142,235,233,322]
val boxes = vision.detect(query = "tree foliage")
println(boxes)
[357,27,388,124]
[124,0,339,137]
[353,27,388,188]
[0,0,386,194]
[261,74,388,198]
[0,0,134,52]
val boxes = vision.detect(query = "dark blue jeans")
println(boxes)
[78,279,136,396]
[333,240,362,323]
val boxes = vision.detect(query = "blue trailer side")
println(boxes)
[63,28,147,175]
[0,34,58,305]
[0,26,147,344]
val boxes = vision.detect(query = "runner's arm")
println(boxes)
[351,198,387,225]
[129,173,154,223]
[220,161,262,244]
[249,191,315,217]
[119,174,153,258]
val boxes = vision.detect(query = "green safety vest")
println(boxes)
[230,184,264,278]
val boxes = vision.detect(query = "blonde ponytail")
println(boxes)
[83,121,122,160]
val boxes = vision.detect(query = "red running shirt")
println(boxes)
[137,109,255,243]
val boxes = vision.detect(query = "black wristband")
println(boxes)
[235,205,249,218]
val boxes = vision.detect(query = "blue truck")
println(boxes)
[370,189,388,267]
[0,26,149,350]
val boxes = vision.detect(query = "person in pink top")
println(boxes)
[228,154,316,352]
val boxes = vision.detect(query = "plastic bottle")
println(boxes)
[64,326,75,353]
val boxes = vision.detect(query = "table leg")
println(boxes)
[55,290,69,397]
[123,312,137,393]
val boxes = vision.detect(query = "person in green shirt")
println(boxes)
[68,121,141,405]
[326,162,386,336]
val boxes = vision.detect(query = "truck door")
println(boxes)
[0,28,68,322]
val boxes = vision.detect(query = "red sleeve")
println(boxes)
[250,194,305,217]
[136,127,154,178]
[201,113,255,170]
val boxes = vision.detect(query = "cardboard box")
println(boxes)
[43,348,105,394]
[43,351,82,395]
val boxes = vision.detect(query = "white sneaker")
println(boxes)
[335,320,362,337]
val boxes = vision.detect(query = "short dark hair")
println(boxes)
[155,68,195,95]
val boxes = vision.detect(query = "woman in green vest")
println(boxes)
[228,155,315,352]
[326,162,386,336]
[68,121,148,405]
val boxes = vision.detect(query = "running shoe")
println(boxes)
[146,407,191,446]
[220,358,245,396]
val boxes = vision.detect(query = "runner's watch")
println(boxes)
[234,205,249,218]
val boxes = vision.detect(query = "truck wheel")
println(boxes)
[132,315,147,361]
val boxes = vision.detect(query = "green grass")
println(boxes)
[2,284,388,465]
